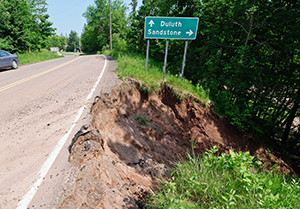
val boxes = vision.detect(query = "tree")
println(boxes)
[81,0,127,52]
[46,34,67,50]
[28,0,55,51]
[67,30,79,52]
[47,35,61,48]
[59,35,68,51]
[0,0,32,51]
[0,0,54,52]
[124,0,300,154]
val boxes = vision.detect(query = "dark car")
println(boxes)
[0,50,20,70]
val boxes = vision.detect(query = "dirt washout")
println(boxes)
[58,78,294,209]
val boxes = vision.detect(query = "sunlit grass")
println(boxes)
[103,50,210,104]
[17,51,62,65]
[61,52,80,56]
[147,146,300,208]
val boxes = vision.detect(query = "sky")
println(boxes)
[47,0,142,37]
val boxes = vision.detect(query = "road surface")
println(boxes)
[0,54,119,209]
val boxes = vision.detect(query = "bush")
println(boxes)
[148,146,300,208]
[103,33,127,52]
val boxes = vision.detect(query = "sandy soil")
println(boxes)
[58,78,296,209]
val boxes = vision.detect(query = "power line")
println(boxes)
[50,0,90,16]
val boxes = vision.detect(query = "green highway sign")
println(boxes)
[144,16,199,40]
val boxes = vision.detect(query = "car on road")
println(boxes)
[0,50,20,70]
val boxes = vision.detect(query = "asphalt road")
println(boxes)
[0,54,119,209]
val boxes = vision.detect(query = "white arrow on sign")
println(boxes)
[186,29,193,36]
[149,20,155,27]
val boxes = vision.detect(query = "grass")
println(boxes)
[61,52,82,56]
[103,50,210,104]
[134,114,150,127]
[80,51,102,56]
[147,146,300,208]
[98,50,300,208]
[17,51,62,65]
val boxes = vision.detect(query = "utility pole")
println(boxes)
[109,0,112,50]
[29,27,31,53]
[79,38,81,52]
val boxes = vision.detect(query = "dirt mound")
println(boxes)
[58,78,294,209]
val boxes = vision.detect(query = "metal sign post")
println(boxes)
[144,16,199,81]
[181,40,188,82]
[145,39,150,72]
[163,39,169,80]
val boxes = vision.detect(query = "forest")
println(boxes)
[81,0,300,156]
[0,0,81,52]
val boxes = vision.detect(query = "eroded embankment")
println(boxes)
[58,78,293,209]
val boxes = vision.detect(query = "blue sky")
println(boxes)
[47,0,142,36]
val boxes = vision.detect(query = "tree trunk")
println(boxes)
[281,90,300,145]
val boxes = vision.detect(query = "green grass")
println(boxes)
[147,146,300,208]
[96,50,300,207]
[103,50,210,104]
[80,51,102,56]
[134,114,150,127]
[61,52,81,56]
[17,51,62,65]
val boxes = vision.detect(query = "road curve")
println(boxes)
[0,55,119,209]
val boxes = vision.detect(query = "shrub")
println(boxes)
[148,146,300,208]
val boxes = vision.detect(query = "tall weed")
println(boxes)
[17,51,62,65]
[103,50,210,104]
[148,146,300,208]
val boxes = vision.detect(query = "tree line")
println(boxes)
[81,0,299,155]
[0,0,81,53]
[48,31,80,52]
[0,0,55,52]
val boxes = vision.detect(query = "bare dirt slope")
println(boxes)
[58,78,294,209]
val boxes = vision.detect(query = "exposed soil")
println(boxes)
[58,78,297,209]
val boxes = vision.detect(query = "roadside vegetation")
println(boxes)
[61,52,80,56]
[103,48,300,205]
[1,1,81,54]
[104,50,210,104]
[103,49,300,208]
[17,51,62,66]
[81,0,299,167]
[147,146,300,208]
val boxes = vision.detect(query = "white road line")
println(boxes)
[17,55,107,209]
[86,55,107,101]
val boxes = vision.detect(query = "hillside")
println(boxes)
[57,78,295,208]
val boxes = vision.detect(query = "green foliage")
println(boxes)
[103,33,127,52]
[134,114,150,127]
[47,35,61,48]
[148,146,300,208]
[81,0,300,154]
[81,0,127,52]
[198,0,299,152]
[0,0,55,52]
[66,30,79,52]
[0,37,14,51]
[46,35,67,51]
[103,50,210,104]
[120,0,300,155]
